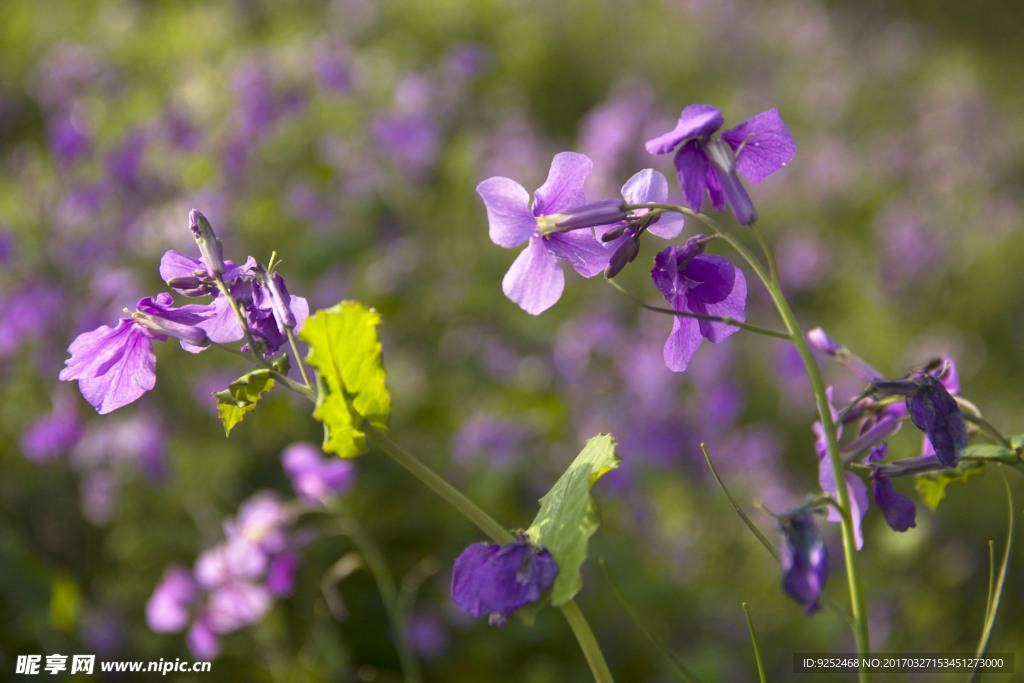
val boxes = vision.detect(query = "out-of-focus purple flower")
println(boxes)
[104,129,148,192]
[371,113,440,177]
[405,611,449,659]
[601,168,685,278]
[20,391,83,462]
[314,48,352,94]
[651,236,746,372]
[779,508,828,614]
[187,615,220,659]
[266,552,299,598]
[477,152,610,314]
[48,111,91,166]
[0,280,64,356]
[204,581,273,634]
[451,539,558,626]
[645,105,795,224]
[59,293,213,413]
[871,470,917,532]
[872,375,967,467]
[147,565,199,633]
[227,493,294,556]
[281,441,356,504]
[450,415,536,469]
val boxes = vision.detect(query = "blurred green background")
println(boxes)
[2,0,1024,681]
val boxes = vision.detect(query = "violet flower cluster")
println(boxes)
[146,443,354,657]
[59,210,308,415]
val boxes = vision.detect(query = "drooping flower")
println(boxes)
[59,293,211,414]
[477,152,611,314]
[645,105,795,225]
[601,168,685,278]
[650,236,746,372]
[451,538,558,626]
[872,375,967,467]
[870,470,917,532]
[779,508,828,614]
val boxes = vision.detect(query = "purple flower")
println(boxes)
[651,236,746,372]
[872,375,967,467]
[871,471,917,532]
[645,105,795,225]
[477,152,610,314]
[281,441,356,504]
[59,293,212,414]
[601,168,685,278]
[20,391,83,462]
[779,508,828,614]
[451,539,558,626]
[146,565,199,633]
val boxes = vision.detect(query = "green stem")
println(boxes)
[559,600,615,683]
[742,603,767,683]
[286,326,313,389]
[357,420,614,682]
[607,279,790,340]
[683,208,872,677]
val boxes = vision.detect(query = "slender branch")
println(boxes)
[607,279,791,340]
[286,326,313,389]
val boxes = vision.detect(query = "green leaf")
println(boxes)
[213,356,289,436]
[525,434,620,607]
[299,301,390,458]
[915,459,985,511]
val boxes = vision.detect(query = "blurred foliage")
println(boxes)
[2,0,1024,681]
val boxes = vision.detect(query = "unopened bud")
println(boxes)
[537,199,628,235]
[601,224,629,242]
[188,209,226,277]
[604,238,640,279]
[254,264,296,329]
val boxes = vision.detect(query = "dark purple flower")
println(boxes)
[872,375,967,467]
[451,539,558,626]
[146,566,199,633]
[645,105,795,224]
[651,236,746,372]
[281,441,356,504]
[477,152,610,314]
[779,509,828,614]
[871,471,916,532]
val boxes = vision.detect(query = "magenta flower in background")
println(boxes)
[477,152,611,314]
[146,565,199,633]
[650,236,746,372]
[451,538,558,626]
[645,105,795,225]
[779,508,828,614]
[281,441,356,504]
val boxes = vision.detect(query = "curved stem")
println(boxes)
[356,420,614,682]
[607,279,791,340]
[685,209,872,677]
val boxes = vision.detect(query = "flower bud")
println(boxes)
[188,209,226,278]
[603,237,640,279]
[133,311,210,348]
[537,199,628,235]
[254,264,296,329]
[704,138,758,225]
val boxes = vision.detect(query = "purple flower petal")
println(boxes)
[205,581,272,633]
[621,169,684,239]
[532,152,591,216]
[544,230,609,278]
[672,140,710,213]
[645,104,723,155]
[720,108,796,184]
[663,315,703,373]
[818,464,868,550]
[502,236,564,315]
[59,318,159,415]
[686,256,746,342]
[871,471,917,532]
[907,376,966,467]
[477,177,536,248]
[187,615,220,659]
[451,540,558,626]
